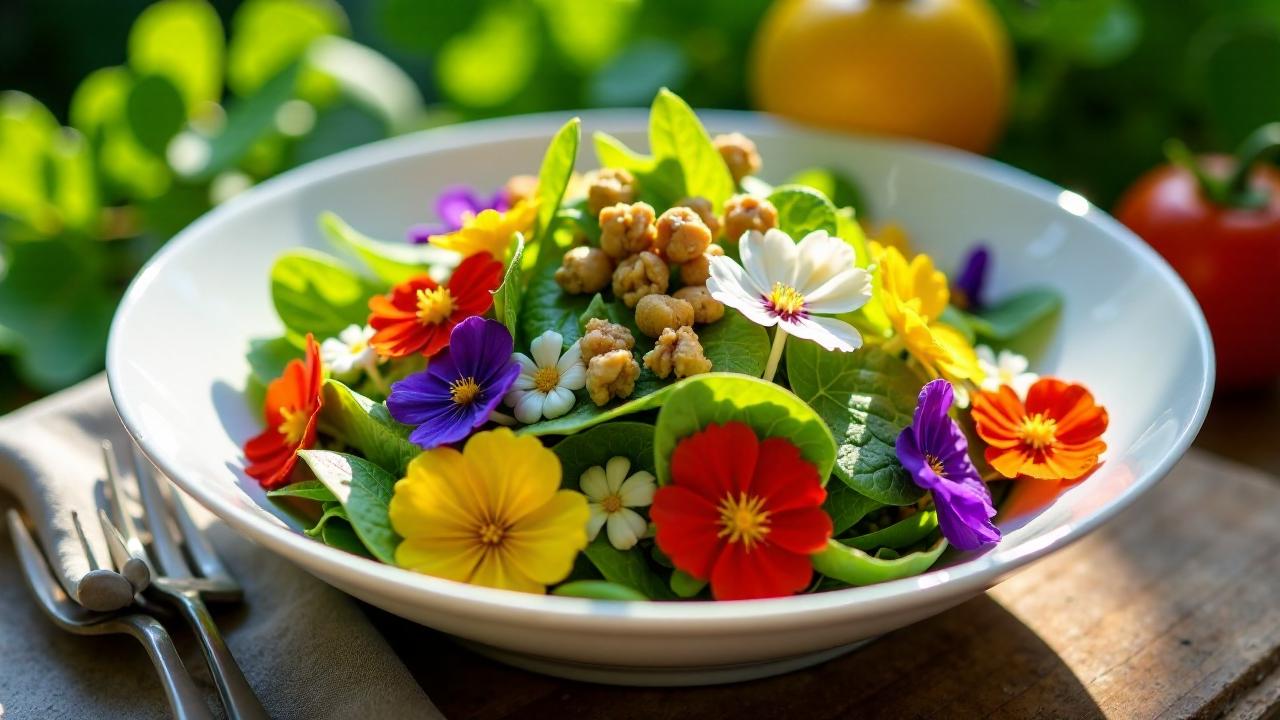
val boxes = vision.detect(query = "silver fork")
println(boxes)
[100,441,269,720]
[7,509,214,720]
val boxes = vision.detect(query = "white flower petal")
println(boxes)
[556,340,583,374]
[792,230,853,292]
[580,466,608,501]
[708,264,775,327]
[530,330,563,368]
[708,255,767,300]
[542,386,576,419]
[513,353,538,376]
[586,505,607,541]
[604,456,631,492]
[618,471,656,507]
[786,315,863,352]
[999,349,1030,375]
[976,345,997,367]
[753,228,800,288]
[605,512,642,550]
[503,387,529,407]
[621,507,649,539]
[514,391,547,424]
[337,324,365,344]
[558,363,587,390]
[509,372,536,392]
[803,267,872,314]
[736,298,781,329]
[1012,372,1039,400]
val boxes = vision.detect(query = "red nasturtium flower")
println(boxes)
[244,334,324,489]
[367,252,503,358]
[971,378,1109,481]
[650,422,832,600]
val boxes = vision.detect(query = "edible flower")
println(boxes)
[976,345,1038,399]
[580,457,656,551]
[971,378,1109,481]
[651,422,832,600]
[707,228,871,381]
[387,317,521,449]
[504,330,586,423]
[895,379,1000,550]
[950,245,990,311]
[244,335,324,489]
[388,427,590,593]
[368,252,503,359]
[427,199,539,259]
[409,184,511,243]
[875,244,983,388]
[320,324,379,377]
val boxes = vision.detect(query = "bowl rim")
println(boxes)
[107,108,1215,629]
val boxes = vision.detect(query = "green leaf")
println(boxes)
[46,128,99,235]
[696,309,770,376]
[304,501,348,537]
[190,62,302,180]
[939,305,977,345]
[518,233,593,348]
[1201,29,1280,148]
[649,88,735,208]
[320,211,456,285]
[228,0,348,97]
[552,579,649,601]
[67,72,171,200]
[0,92,57,232]
[786,167,868,218]
[824,481,884,536]
[582,536,675,600]
[125,74,187,156]
[767,185,839,238]
[128,0,224,114]
[552,421,655,490]
[296,449,401,564]
[966,288,1062,342]
[843,511,939,551]
[267,479,339,503]
[786,344,926,505]
[536,0,638,73]
[535,118,581,241]
[270,248,381,346]
[493,233,526,338]
[306,37,425,134]
[589,39,688,108]
[812,537,946,587]
[653,373,837,486]
[247,336,301,386]
[321,519,372,557]
[669,569,707,598]
[436,2,538,108]
[318,379,420,477]
[591,131,684,208]
[593,130,653,172]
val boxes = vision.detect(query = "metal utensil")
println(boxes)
[7,509,213,720]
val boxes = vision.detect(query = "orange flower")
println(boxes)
[244,334,324,489]
[971,378,1108,481]
[367,253,503,358]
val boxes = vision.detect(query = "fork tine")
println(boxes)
[130,442,193,579]
[102,442,153,592]
[165,474,238,590]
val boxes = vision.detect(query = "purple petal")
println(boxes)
[408,223,447,244]
[489,190,511,213]
[930,479,1000,551]
[435,185,485,230]
[953,245,990,311]
[447,317,515,377]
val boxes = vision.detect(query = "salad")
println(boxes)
[243,90,1108,602]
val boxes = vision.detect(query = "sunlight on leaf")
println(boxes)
[436,2,539,108]
[128,0,225,114]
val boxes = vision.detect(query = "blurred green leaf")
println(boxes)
[588,39,688,108]
[767,185,838,238]
[436,2,539,109]
[306,37,424,134]
[995,0,1141,67]
[126,74,187,156]
[46,129,100,235]
[786,167,867,219]
[293,103,386,164]
[228,0,347,97]
[320,210,456,285]
[0,92,58,233]
[536,0,637,73]
[376,0,473,54]
[1199,28,1280,149]
[127,0,225,115]
[70,66,131,140]
[188,62,302,180]
[270,248,381,346]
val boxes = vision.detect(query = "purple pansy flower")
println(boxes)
[387,317,520,448]
[408,185,510,244]
[895,379,1001,551]
[951,244,989,311]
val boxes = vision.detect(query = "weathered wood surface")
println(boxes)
[378,449,1280,719]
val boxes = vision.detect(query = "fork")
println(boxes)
[7,509,214,720]
[100,441,269,720]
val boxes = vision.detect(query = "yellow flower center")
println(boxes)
[600,494,623,514]
[415,286,455,326]
[450,376,481,406]
[925,454,947,478]
[478,521,505,546]
[766,282,806,320]
[533,365,561,393]
[1020,413,1058,450]
[717,492,771,550]
[349,339,367,354]
[276,406,308,445]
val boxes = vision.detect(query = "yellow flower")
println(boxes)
[873,243,983,386]
[428,199,539,259]
[388,427,589,593]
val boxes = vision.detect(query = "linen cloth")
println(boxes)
[0,375,441,719]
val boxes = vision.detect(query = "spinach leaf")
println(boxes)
[493,232,526,338]
[297,449,401,564]
[552,421,655,490]
[669,569,707,599]
[321,210,457,285]
[649,88,735,208]
[552,580,649,601]
[966,288,1062,342]
[304,502,348,538]
[824,481,884,536]
[591,130,684,208]
[843,510,939,551]
[767,184,839,238]
[267,479,339,503]
[811,536,946,587]
[785,167,868,218]
[318,379,420,476]
[534,117,580,241]
[517,228,592,348]
[321,520,373,558]
[270,248,381,346]
[582,536,675,600]
[246,336,299,385]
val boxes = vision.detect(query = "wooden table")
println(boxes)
[373,388,1280,719]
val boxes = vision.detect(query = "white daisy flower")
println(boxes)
[580,456,655,551]
[977,345,1038,398]
[504,330,586,423]
[320,324,378,375]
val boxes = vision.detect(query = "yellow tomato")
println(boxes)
[751,0,1013,154]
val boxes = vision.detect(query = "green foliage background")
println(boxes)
[2,0,1277,408]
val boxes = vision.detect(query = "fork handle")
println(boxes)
[120,614,214,720]
[173,591,270,720]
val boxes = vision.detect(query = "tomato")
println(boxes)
[750,0,1013,154]
[1115,151,1280,389]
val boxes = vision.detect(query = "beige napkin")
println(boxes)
[0,375,441,719]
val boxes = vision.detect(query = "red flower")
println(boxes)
[368,253,503,358]
[651,422,832,600]
[244,334,324,489]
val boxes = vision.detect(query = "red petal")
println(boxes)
[766,507,832,555]
[670,422,759,502]
[750,437,825,513]
[709,542,813,600]
[651,486,723,580]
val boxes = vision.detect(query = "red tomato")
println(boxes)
[1115,155,1280,389]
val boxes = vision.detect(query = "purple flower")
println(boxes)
[408,185,510,244]
[387,317,520,448]
[951,244,989,311]
[895,379,1000,551]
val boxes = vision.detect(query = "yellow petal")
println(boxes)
[503,490,590,585]
[395,536,485,583]
[470,548,546,593]
[463,427,562,526]
[388,448,483,540]
[931,322,983,383]
[907,253,949,321]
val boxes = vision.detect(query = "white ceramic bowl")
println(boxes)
[107,110,1213,686]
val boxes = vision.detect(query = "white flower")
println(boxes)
[977,345,1038,398]
[706,228,871,352]
[320,324,377,375]
[504,330,586,423]
[581,456,655,550]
